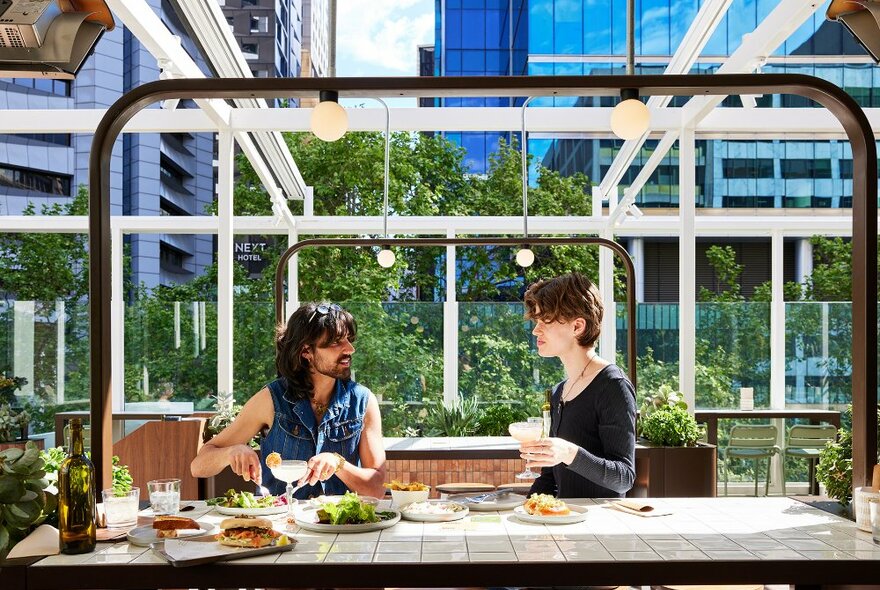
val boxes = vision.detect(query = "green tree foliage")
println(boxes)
[0,186,89,301]
[0,187,91,405]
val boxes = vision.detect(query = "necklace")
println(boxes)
[560,353,597,404]
[311,399,328,420]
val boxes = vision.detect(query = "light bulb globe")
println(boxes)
[516,247,535,268]
[610,98,650,140]
[310,100,348,142]
[377,248,396,268]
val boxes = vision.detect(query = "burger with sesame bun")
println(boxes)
[216,516,281,548]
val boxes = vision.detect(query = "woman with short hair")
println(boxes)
[520,272,637,498]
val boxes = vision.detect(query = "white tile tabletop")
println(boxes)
[28,496,880,570]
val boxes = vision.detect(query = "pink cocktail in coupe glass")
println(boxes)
[509,421,544,479]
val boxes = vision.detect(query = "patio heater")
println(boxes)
[0,0,114,78]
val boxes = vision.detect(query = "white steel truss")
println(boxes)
[4,106,879,138]
[598,0,824,208]
[106,0,304,209]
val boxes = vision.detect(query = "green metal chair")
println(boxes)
[781,424,838,495]
[723,424,780,496]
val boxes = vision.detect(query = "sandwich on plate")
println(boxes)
[217,516,281,548]
[152,515,201,538]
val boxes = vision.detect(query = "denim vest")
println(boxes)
[260,377,369,498]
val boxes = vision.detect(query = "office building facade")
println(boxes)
[221,0,304,80]
[429,0,869,403]
[0,0,216,289]
[428,0,867,294]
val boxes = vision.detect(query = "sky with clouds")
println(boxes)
[336,0,435,78]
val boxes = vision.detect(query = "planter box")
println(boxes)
[0,438,45,452]
[631,440,716,497]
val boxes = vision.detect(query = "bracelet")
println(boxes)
[332,452,346,474]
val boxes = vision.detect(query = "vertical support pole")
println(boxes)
[173,302,181,350]
[679,126,696,411]
[111,226,125,411]
[443,228,458,408]
[287,229,299,321]
[13,301,35,397]
[770,230,785,410]
[770,229,786,493]
[599,227,617,363]
[55,300,65,404]
[192,302,200,358]
[304,186,314,218]
[217,130,235,401]
[592,186,603,218]
[628,238,644,303]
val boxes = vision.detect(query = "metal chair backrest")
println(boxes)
[787,424,837,449]
[728,424,778,448]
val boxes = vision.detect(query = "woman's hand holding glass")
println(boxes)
[519,437,579,468]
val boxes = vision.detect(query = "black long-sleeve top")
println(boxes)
[529,364,637,498]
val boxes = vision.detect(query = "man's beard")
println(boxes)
[312,354,352,380]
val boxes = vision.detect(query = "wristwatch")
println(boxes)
[332,452,346,474]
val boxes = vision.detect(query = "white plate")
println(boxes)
[213,503,287,516]
[127,521,218,546]
[293,507,400,533]
[400,501,469,522]
[462,493,528,512]
[512,504,589,525]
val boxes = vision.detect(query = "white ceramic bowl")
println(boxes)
[390,488,430,508]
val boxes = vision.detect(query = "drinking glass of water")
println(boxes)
[147,478,181,515]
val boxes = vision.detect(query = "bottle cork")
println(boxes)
[872,464,880,493]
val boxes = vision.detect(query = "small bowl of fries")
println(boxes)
[385,480,430,508]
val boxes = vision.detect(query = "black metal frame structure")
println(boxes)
[88,74,877,499]
[271,236,637,385]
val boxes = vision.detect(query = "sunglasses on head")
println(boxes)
[308,303,342,323]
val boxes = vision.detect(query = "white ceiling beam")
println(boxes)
[0,213,856,237]
[598,0,822,200]
[167,0,305,202]
[4,107,879,138]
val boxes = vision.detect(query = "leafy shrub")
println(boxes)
[0,442,57,556]
[112,456,133,496]
[816,405,880,507]
[475,403,529,436]
[422,398,480,437]
[639,405,704,447]
[637,383,687,431]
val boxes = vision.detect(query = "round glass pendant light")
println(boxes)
[610,88,650,140]
[310,90,348,142]
[516,247,535,268]
[377,247,396,268]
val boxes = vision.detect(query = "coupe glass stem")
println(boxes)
[285,481,295,524]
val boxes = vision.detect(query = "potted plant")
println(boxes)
[635,385,717,497]
[816,405,880,529]
[0,375,30,449]
[0,442,57,557]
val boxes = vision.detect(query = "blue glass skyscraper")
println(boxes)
[433,0,869,209]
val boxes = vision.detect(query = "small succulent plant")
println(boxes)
[0,441,57,556]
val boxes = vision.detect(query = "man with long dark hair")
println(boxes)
[191,302,387,499]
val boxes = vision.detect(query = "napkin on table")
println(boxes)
[6,524,60,559]
[607,499,672,517]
